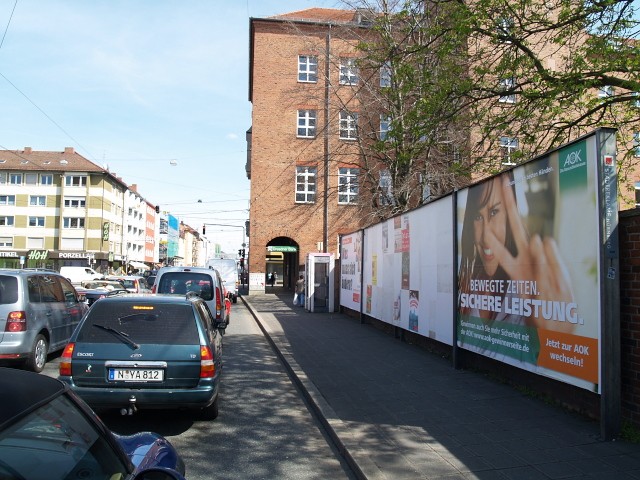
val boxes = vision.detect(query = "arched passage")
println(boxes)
[266,237,299,291]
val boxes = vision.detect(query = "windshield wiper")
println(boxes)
[92,324,139,349]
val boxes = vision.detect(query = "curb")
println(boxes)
[242,296,385,480]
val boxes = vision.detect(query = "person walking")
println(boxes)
[295,274,305,307]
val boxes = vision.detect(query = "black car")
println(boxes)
[59,293,226,419]
[0,367,186,480]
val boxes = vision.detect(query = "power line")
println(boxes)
[0,0,17,51]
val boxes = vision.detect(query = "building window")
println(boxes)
[499,77,516,103]
[497,17,514,43]
[29,195,46,206]
[380,62,391,88]
[338,167,359,204]
[339,111,358,140]
[65,175,87,187]
[297,110,317,138]
[0,173,5,184]
[499,136,519,165]
[63,217,85,229]
[599,85,613,98]
[64,197,86,208]
[379,170,395,206]
[634,132,640,157]
[339,58,358,85]
[9,173,22,185]
[25,173,38,185]
[26,237,44,248]
[295,166,317,203]
[298,55,318,83]
[0,195,15,206]
[41,174,53,185]
[0,237,13,247]
[0,216,14,226]
[28,216,45,227]
[379,115,391,140]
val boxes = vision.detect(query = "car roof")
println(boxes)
[88,293,200,304]
[0,268,61,276]
[0,367,65,428]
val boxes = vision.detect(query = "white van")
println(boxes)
[59,266,104,285]
[206,258,239,303]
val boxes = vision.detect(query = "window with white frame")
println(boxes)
[25,173,38,185]
[60,237,83,250]
[0,195,15,206]
[338,167,359,204]
[65,175,87,187]
[497,17,514,42]
[380,62,391,88]
[499,136,519,165]
[9,173,22,185]
[28,216,45,227]
[298,55,318,83]
[634,132,640,157]
[0,237,13,247]
[0,216,14,226]
[63,217,85,228]
[64,197,86,208]
[29,195,45,206]
[295,166,317,203]
[379,115,391,140]
[598,85,613,98]
[339,58,358,85]
[499,77,516,103]
[339,111,358,140]
[379,170,395,206]
[41,174,53,185]
[297,110,317,138]
[0,172,5,184]
[26,237,44,248]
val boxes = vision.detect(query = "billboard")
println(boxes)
[339,231,362,312]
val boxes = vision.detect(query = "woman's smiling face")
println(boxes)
[473,179,507,277]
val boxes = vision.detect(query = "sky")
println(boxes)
[0,0,341,254]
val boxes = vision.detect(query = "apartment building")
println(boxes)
[248,8,373,291]
[0,147,159,272]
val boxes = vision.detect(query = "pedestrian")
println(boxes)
[295,274,305,306]
[268,272,274,287]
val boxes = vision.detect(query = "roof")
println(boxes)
[0,367,65,429]
[269,8,358,24]
[0,147,105,173]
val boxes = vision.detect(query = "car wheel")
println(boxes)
[25,334,48,373]
[200,395,219,420]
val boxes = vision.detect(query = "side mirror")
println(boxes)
[215,320,227,334]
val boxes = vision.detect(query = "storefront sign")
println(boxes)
[27,250,49,261]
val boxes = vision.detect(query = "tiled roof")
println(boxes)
[270,8,357,24]
[0,147,105,173]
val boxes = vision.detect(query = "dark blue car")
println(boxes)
[0,367,186,480]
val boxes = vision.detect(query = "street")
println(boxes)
[42,299,355,480]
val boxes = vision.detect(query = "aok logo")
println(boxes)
[563,149,584,168]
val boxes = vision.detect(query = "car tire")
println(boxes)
[200,395,219,420]
[25,334,48,373]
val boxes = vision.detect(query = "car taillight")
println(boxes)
[200,345,215,378]
[151,284,157,293]
[215,286,223,319]
[59,343,75,376]
[5,311,26,332]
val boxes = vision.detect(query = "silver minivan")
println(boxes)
[0,269,88,372]
[152,266,229,324]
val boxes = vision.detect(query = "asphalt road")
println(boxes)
[41,300,355,480]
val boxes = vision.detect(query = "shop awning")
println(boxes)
[129,261,149,271]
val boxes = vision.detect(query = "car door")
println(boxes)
[35,274,67,349]
[59,277,86,340]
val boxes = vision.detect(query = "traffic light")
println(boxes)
[202,225,206,234]
[238,249,242,257]
[155,205,160,214]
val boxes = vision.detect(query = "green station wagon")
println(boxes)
[58,293,226,420]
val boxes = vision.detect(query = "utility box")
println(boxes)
[305,253,334,312]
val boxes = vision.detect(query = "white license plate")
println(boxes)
[108,368,164,382]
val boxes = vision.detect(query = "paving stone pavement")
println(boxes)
[242,291,640,480]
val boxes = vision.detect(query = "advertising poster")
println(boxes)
[339,232,362,312]
[456,136,602,391]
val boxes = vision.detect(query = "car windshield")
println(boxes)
[0,276,18,304]
[77,302,199,344]
[0,394,129,479]
[157,273,214,300]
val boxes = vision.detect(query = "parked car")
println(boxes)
[59,266,104,285]
[0,366,186,480]
[0,269,88,372]
[106,275,152,293]
[206,258,240,303]
[153,266,229,324]
[75,280,129,307]
[59,293,227,419]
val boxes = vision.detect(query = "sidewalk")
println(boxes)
[242,291,640,480]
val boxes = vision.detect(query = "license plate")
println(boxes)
[108,368,164,382]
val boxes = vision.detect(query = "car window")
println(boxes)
[0,394,129,479]
[157,272,214,300]
[59,277,78,304]
[195,300,214,331]
[77,302,199,344]
[39,275,65,303]
[0,275,18,304]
